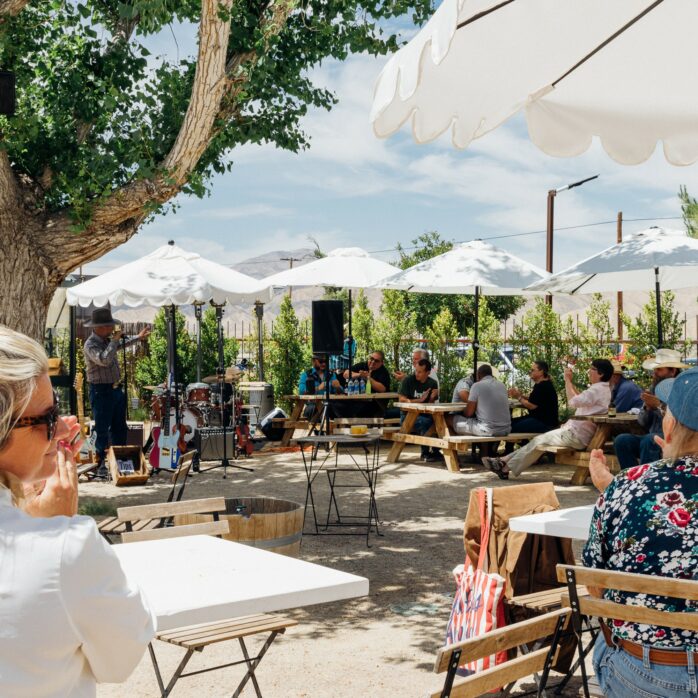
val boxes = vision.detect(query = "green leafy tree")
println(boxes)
[198,308,240,379]
[424,306,463,401]
[351,290,374,361]
[622,291,688,385]
[0,0,432,338]
[679,185,698,238]
[267,296,308,411]
[134,308,196,397]
[576,294,616,366]
[374,289,416,377]
[396,232,524,335]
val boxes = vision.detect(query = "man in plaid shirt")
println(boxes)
[83,308,150,477]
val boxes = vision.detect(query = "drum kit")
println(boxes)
[145,372,247,446]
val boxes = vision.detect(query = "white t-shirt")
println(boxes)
[562,381,612,445]
[0,488,156,697]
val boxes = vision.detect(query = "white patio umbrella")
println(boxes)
[371,1,698,165]
[373,239,549,371]
[258,247,401,366]
[67,241,267,307]
[525,227,698,346]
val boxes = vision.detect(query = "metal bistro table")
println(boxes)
[295,434,381,546]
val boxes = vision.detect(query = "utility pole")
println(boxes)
[617,212,623,341]
[280,256,303,299]
[545,174,599,306]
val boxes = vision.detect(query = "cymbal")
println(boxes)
[203,374,231,384]
[143,385,163,391]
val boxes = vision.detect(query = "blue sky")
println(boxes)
[85,16,698,276]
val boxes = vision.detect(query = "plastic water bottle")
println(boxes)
[359,378,366,394]
[349,379,356,395]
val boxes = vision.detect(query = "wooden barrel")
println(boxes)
[176,497,304,557]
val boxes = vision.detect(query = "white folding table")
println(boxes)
[509,505,595,541]
[114,535,369,631]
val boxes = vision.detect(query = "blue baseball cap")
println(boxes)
[654,377,675,405]
[667,368,698,431]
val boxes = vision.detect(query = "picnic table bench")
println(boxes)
[383,403,540,474]
[277,392,400,446]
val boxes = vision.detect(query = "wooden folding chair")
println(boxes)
[430,608,571,698]
[97,451,195,544]
[558,564,698,698]
[120,500,296,697]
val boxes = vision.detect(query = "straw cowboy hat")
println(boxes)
[641,348,689,371]
[610,359,625,374]
[83,307,121,328]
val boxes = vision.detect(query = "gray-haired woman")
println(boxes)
[0,325,154,697]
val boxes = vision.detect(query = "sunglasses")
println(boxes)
[368,356,382,363]
[13,392,61,441]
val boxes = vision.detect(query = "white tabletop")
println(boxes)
[114,535,369,631]
[509,505,595,541]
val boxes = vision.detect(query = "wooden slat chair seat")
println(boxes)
[507,585,588,614]
[430,607,571,698]
[97,452,195,544]
[558,564,698,698]
[120,505,296,698]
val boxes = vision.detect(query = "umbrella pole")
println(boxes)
[654,267,664,348]
[194,302,203,383]
[472,286,480,379]
[347,290,353,372]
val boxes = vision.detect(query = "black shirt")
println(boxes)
[399,374,438,401]
[528,379,559,427]
[351,361,391,392]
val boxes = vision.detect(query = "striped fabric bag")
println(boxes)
[445,487,507,676]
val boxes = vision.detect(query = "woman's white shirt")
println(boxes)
[0,488,156,697]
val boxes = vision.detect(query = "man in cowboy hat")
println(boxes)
[83,308,150,477]
[608,359,643,413]
[613,348,688,471]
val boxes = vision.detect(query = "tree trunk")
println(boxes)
[0,216,56,340]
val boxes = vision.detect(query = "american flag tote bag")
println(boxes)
[445,487,507,675]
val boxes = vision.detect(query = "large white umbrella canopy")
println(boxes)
[258,247,401,291]
[374,239,548,294]
[525,227,698,345]
[371,0,698,166]
[373,239,549,371]
[67,241,267,308]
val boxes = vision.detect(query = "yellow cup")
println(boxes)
[350,425,368,435]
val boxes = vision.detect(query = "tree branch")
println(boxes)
[0,0,29,17]
[0,149,22,209]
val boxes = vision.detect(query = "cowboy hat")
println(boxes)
[84,307,121,328]
[641,348,689,371]
[610,359,625,374]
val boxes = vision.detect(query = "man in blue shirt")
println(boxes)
[298,354,343,419]
[608,360,643,412]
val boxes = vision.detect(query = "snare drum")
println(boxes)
[186,382,211,404]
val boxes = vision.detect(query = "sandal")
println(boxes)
[483,457,509,480]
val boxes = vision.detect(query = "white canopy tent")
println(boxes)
[372,239,549,371]
[525,227,698,346]
[371,0,698,166]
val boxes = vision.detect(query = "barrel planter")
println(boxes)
[176,497,304,557]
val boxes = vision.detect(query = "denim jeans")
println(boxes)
[614,433,662,470]
[510,416,552,434]
[593,634,698,697]
[400,413,437,454]
[89,383,128,461]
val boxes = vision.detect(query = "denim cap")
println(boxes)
[667,367,698,431]
[654,377,675,405]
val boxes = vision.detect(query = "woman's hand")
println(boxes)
[24,445,78,518]
[589,449,613,492]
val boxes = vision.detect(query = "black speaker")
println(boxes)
[259,407,287,441]
[312,300,344,354]
[0,72,15,116]
[194,428,234,460]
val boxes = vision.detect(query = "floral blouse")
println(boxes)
[583,456,698,649]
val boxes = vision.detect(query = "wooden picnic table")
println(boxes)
[559,412,644,485]
[385,402,539,474]
[279,392,400,447]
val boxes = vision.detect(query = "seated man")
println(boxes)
[340,350,392,417]
[298,354,343,418]
[450,362,495,404]
[452,364,511,437]
[483,358,613,479]
[398,358,440,462]
[394,348,438,385]
[609,360,643,412]
[613,348,687,470]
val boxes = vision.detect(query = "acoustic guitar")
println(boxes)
[73,372,97,464]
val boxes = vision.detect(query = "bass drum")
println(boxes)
[163,407,200,443]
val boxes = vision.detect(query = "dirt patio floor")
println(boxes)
[87,442,599,698]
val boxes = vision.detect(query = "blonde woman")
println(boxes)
[0,325,155,697]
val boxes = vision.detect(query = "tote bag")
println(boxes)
[445,487,507,675]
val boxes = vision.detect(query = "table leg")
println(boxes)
[281,400,303,447]
[570,425,611,486]
[386,410,417,463]
[433,412,459,473]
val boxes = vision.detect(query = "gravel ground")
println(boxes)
[84,441,599,698]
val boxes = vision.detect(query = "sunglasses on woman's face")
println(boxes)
[13,392,61,441]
